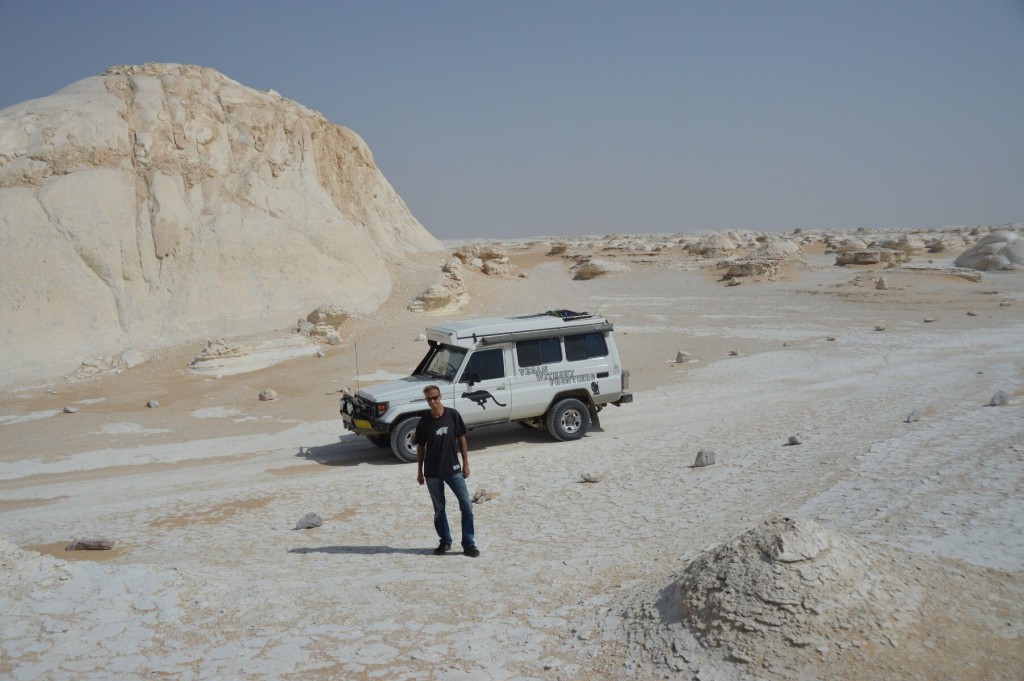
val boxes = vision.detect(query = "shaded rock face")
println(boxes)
[954,231,1024,271]
[0,63,441,386]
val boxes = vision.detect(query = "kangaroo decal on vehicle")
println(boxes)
[461,390,507,409]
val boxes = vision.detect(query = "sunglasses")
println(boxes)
[425,394,441,402]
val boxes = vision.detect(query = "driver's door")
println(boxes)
[453,347,512,426]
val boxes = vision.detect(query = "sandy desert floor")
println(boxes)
[1,237,1022,680]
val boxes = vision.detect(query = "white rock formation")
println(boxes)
[747,238,802,260]
[954,231,1024,271]
[0,63,442,386]
[571,257,629,280]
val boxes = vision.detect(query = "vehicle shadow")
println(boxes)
[466,421,605,452]
[288,545,432,556]
[296,420,608,466]
[295,438,396,467]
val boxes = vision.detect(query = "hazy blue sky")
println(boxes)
[1,1,1022,239]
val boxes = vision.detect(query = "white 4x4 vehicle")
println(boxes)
[340,310,632,461]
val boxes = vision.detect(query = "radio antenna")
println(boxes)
[354,340,361,392]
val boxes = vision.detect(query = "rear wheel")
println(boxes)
[368,434,390,448]
[546,398,591,442]
[390,417,421,463]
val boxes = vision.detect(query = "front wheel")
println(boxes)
[546,398,591,442]
[390,417,421,463]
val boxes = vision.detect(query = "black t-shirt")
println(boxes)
[414,408,467,479]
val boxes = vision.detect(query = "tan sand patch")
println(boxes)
[149,495,274,529]
[0,496,67,513]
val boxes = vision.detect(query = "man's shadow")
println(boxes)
[289,545,433,556]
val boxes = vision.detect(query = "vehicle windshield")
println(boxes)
[418,344,467,381]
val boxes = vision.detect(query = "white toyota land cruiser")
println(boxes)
[339,310,633,462]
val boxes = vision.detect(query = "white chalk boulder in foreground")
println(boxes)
[0,63,442,386]
[675,517,914,669]
[954,231,1024,271]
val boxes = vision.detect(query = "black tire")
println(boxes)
[390,417,421,463]
[546,398,591,442]
[368,434,390,448]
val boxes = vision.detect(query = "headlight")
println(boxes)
[375,402,389,415]
[340,399,353,415]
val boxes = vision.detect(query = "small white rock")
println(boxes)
[294,513,322,530]
[62,406,78,414]
[259,389,278,401]
[693,450,716,467]
[146,400,160,408]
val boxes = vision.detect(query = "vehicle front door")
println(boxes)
[453,347,512,426]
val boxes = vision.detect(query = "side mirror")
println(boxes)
[464,372,480,386]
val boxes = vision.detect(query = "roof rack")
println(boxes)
[478,320,613,346]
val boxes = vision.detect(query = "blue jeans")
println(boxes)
[425,474,475,548]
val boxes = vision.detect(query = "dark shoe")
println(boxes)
[463,545,480,558]
[433,541,451,556]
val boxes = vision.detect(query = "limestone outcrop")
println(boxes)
[954,231,1024,271]
[0,63,442,385]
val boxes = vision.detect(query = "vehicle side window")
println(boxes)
[564,332,609,361]
[516,337,563,367]
[462,348,505,381]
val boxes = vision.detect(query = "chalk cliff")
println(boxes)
[0,63,441,385]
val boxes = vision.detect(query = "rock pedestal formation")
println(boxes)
[0,63,441,386]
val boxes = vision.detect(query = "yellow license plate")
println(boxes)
[354,419,371,429]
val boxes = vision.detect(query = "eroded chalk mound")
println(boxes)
[954,231,1024,271]
[675,517,911,665]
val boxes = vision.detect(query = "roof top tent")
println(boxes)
[425,311,612,349]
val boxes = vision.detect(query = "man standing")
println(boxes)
[415,385,480,557]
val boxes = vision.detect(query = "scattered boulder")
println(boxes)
[408,278,469,312]
[571,257,628,280]
[674,351,693,364]
[876,277,888,290]
[306,305,349,329]
[62,406,79,414]
[294,513,322,530]
[580,472,602,483]
[989,390,1009,406]
[259,389,278,401]
[693,450,716,467]
[146,400,160,408]
[472,488,498,503]
[721,259,780,279]
[66,538,114,551]
[118,349,150,369]
[905,410,921,423]
[687,234,738,257]
[788,433,803,446]
[954,231,1024,271]
[747,239,802,260]
[835,248,909,266]
[874,323,886,331]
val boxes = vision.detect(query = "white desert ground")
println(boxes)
[1,232,1022,681]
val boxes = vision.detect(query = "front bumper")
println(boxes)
[340,393,387,436]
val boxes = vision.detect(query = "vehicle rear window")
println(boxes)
[516,338,562,367]
[564,332,609,361]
